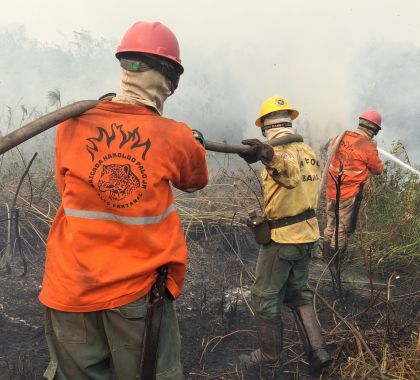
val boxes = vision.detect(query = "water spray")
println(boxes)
[377,147,420,178]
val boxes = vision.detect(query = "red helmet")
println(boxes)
[359,109,382,129]
[116,21,183,73]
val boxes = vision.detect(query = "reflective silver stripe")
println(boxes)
[64,204,176,225]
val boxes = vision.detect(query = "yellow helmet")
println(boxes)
[255,96,299,127]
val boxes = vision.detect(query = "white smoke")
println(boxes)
[1,1,420,164]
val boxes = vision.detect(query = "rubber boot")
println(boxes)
[292,305,332,375]
[239,316,283,367]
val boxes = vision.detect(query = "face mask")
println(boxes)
[112,68,172,114]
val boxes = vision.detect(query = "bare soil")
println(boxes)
[0,228,417,379]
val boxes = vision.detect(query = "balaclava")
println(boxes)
[262,111,293,140]
[355,125,376,140]
[112,67,172,115]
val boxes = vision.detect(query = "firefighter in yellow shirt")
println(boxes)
[238,96,331,375]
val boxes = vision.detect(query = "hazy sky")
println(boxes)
[2,0,420,161]
[3,1,420,48]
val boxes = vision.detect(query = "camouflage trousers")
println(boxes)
[323,197,356,252]
[251,241,316,322]
[43,297,182,380]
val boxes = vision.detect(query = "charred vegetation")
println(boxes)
[0,145,418,379]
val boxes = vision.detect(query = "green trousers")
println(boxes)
[43,296,182,380]
[251,241,316,322]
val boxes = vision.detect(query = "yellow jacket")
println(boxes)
[262,130,320,243]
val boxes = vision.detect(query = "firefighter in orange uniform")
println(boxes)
[39,21,208,380]
[323,109,384,259]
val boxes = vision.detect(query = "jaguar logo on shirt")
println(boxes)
[85,123,151,208]
[98,164,140,201]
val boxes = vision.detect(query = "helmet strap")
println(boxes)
[359,119,380,135]
[262,122,292,134]
[119,54,181,94]
[120,59,152,73]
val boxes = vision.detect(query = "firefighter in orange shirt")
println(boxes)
[39,21,208,380]
[323,110,384,261]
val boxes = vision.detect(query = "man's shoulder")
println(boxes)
[299,141,318,157]
[157,115,188,128]
[273,141,318,161]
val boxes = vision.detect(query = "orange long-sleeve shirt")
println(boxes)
[39,101,208,312]
[326,131,384,201]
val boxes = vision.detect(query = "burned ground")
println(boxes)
[0,224,418,380]
[0,155,419,379]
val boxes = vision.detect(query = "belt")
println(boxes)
[268,209,316,229]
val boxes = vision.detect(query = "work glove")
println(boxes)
[239,139,274,165]
[192,129,205,146]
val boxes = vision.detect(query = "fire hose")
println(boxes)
[0,100,301,379]
[0,100,302,155]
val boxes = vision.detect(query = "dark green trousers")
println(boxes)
[251,241,316,322]
[43,297,182,380]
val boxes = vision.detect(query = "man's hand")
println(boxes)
[239,139,274,165]
[192,129,205,146]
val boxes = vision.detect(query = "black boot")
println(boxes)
[291,304,332,375]
[239,316,283,367]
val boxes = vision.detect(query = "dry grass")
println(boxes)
[0,146,418,379]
